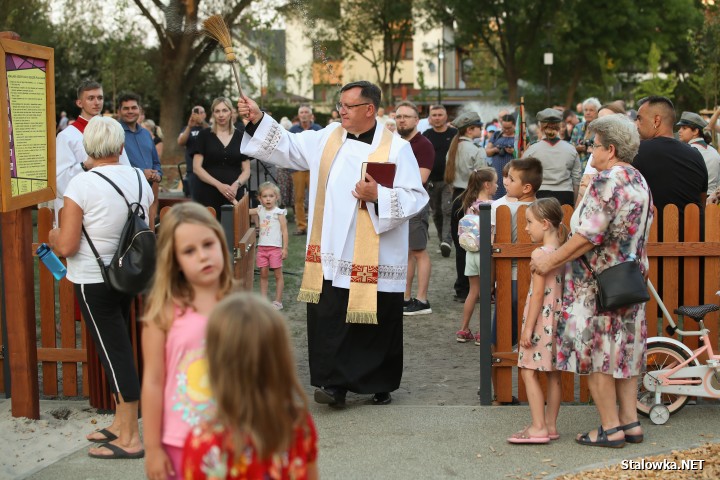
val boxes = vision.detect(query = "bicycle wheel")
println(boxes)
[637,341,691,417]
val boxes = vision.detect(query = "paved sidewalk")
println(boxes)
[26,403,720,480]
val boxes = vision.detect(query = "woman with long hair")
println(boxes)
[192,97,251,220]
[446,111,488,301]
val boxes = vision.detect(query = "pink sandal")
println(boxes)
[507,426,550,444]
[456,329,474,343]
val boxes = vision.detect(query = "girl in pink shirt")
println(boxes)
[141,203,235,480]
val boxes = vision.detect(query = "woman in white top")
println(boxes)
[49,116,153,459]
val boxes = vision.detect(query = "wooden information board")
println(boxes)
[0,38,55,212]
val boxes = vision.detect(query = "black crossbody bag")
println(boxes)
[580,193,652,313]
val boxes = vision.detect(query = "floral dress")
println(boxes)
[518,246,564,371]
[183,414,317,480]
[556,165,653,378]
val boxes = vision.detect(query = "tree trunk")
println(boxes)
[565,68,582,109]
[505,64,519,104]
[158,36,196,185]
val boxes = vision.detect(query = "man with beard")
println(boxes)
[522,108,581,205]
[634,96,707,213]
[423,105,457,257]
[395,101,435,315]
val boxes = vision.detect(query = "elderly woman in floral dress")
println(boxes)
[531,114,653,448]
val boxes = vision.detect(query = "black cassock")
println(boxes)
[306,279,403,393]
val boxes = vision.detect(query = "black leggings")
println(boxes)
[74,282,139,402]
[451,188,469,297]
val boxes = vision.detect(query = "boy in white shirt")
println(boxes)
[490,158,543,348]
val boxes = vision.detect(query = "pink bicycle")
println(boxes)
[636,281,720,425]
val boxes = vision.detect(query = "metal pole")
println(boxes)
[546,66,551,105]
[437,40,441,104]
[220,205,235,261]
[478,203,493,405]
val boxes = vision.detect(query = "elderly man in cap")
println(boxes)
[522,108,581,205]
[676,111,719,197]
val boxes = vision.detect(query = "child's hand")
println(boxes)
[282,248,288,260]
[519,329,533,349]
[145,446,174,480]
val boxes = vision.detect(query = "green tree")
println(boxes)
[633,43,678,100]
[0,0,54,45]
[285,0,414,105]
[420,0,553,103]
[688,5,720,109]
[130,0,260,161]
[419,0,703,106]
[551,0,702,107]
[54,0,261,161]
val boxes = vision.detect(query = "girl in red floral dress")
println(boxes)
[183,293,318,480]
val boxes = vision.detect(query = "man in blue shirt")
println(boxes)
[118,92,162,227]
[288,104,323,235]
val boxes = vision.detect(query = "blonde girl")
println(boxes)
[508,198,567,444]
[455,168,498,344]
[249,182,288,309]
[183,293,318,480]
[142,203,234,480]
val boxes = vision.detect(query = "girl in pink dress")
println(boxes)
[508,198,566,445]
[141,203,235,479]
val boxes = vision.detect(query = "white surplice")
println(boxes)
[241,115,429,292]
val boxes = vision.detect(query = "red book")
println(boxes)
[360,162,396,209]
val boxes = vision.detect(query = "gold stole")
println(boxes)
[297,126,394,324]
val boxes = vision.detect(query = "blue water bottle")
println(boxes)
[36,243,67,280]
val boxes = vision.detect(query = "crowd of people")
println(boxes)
[46,71,719,477]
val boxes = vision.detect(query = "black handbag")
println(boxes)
[580,193,652,313]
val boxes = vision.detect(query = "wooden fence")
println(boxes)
[492,204,720,404]
[0,197,255,412]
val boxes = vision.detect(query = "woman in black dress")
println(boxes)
[192,97,250,219]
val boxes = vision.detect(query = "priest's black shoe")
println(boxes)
[372,392,392,405]
[314,387,346,407]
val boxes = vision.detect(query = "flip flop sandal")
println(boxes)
[88,443,145,459]
[507,426,550,444]
[549,433,560,441]
[621,421,644,443]
[576,426,625,448]
[87,428,118,444]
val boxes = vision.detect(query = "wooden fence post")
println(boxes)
[1,208,39,418]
